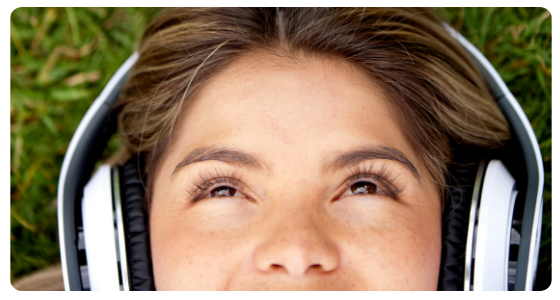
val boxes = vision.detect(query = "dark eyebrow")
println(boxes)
[172,145,272,176]
[321,146,421,180]
[173,145,419,180]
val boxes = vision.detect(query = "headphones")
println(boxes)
[57,25,544,291]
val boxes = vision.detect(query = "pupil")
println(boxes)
[211,186,235,197]
[351,181,377,195]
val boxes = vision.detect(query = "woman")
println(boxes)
[115,7,510,290]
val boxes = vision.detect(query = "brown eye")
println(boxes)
[210,186,237,197]
[350,181,377,195]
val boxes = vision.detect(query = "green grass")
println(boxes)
[10,8,551,288]
[10,7,163,281]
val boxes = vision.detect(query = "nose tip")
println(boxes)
[253,232,339,277]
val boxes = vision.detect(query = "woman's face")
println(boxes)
[150,52,442,290]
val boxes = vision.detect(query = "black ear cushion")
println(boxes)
[119,156,155,291]
[437,164,479,291]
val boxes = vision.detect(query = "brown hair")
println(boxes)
[116,7,510,207]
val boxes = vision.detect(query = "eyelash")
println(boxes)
[184,164,403,202]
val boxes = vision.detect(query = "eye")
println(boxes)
[185,169,250,202]
[205,185,245,199]
[350,181,378,195]
[337,165,404,200]
[341,181,379,198]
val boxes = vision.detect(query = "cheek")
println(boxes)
[149,195,257,290]
[150,213,227,290]
[332,197,441,290]
[150,229,236,290]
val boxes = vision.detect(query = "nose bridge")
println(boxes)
[272,205,324,246]
[252,201,339,277]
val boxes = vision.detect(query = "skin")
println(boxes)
[149,51,442,290]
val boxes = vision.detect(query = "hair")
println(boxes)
[116,7,510,209]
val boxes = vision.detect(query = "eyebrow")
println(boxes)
[173,144,420,180]
[172,145,272,176]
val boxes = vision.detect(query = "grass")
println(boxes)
[10,7,163,282]
[10,8,551,289]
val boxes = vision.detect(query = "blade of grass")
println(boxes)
[535,68,551,100]
[30,8,58,54]
[10,19,28,57]
[479,7,496,49]
[18,161,41,195]
[12,135,23,174]
[37,46,62,85]
[41,115,57,135]
[11,208,37,232]
[65,8,81,46]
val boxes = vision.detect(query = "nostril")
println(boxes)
[268,263,292,274]
[268,263,325,276]
[309,264,322,270]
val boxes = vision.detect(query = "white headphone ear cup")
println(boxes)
[82,165,121,290]
[438,163,479,291]
[472,160,517,290]
[120,156,155,291]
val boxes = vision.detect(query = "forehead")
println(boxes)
[172,52,417,174]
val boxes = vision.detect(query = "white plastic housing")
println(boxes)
[82,165,120,291]
[473,160,517,291]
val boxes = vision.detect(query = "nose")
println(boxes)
[252,212,340,277]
